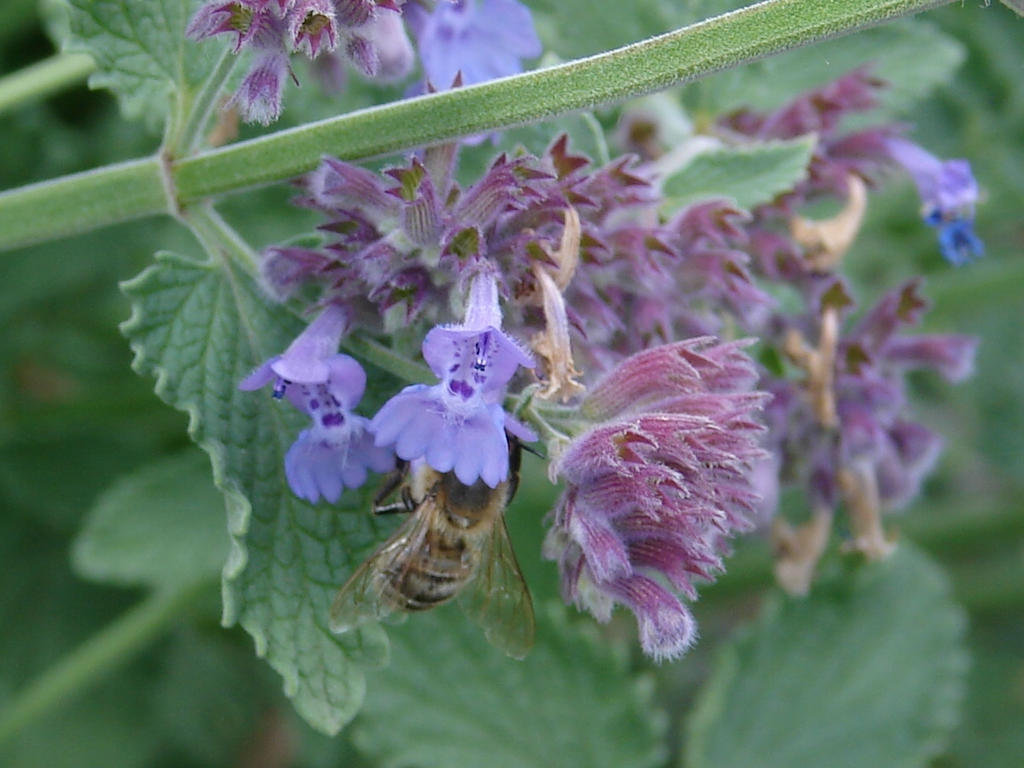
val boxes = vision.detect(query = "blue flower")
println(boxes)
[930,213,984,268]
[240,305,394,503]
[370,272,535,487]
[884,136,983,265]
[404,0,541,87]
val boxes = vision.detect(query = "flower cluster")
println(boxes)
[188,1,414,123]
[762,281,976,507]
[370,271,536,488]
[546,339,767,660]
[187,0,541,125]
[246,136,775,655]
[240,63,981,658]
[241,272,535,500]
[266,134,774,373]
[710,72,981,571]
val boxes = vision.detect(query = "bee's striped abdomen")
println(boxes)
[385,527,476,612]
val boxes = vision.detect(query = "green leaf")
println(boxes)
[660,135,815,213]
[120,251,393,733]
[685,545,968,768]
[689,19,965,119]
[944,624,1024,768]
[72,450,229,590]
[63,0,217,127]
[354,604,667,768]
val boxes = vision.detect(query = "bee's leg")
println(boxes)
[372,501,408,515]
[506,433,523,500]
[519,441,546,459]
[371,460,409,512]
[372,484,417,516]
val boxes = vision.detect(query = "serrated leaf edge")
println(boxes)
[119,252,255,631]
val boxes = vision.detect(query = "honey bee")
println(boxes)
[329,436,534,659]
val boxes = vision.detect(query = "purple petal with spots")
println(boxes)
[422,326,533,394]
[284,415,393,503]
[371,385,511,487]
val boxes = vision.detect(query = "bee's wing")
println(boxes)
[329,498,439,634]
[458,517,535,660]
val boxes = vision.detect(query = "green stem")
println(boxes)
[0,0,949,253]
[341,334,433,385]
[174,0,949,199]
[581,112,612,167]
[0,53,95,115]
[0,581,211,746]
[171,47,238,158]
[183,203,260,274]
[0,156,174,248]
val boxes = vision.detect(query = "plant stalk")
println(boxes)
[0,53,95,115]
[0,581,211,747]
[0,0,950,253]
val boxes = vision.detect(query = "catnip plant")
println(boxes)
[1,1,1019,766]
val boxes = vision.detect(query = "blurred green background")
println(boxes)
[0,2,1021,766]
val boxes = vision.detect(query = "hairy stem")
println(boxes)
[0,0,950,253]
[183,202,260,274]
[171,47,238,158]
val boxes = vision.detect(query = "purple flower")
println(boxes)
[267,146,558,328]
[370,272,534,487]
[404,0,541,87]
[239,304,394,503]
[546,338,767,660]
[230,50,292,125]
[356,8,415,81]
[287,0,339,58]
[883,136,983,265]
[831,280,978,509]
[187,1,414,123]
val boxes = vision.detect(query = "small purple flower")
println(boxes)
[269,146,558,328]
[356,8,415,81]
[187,1,414,123]
[547,338,767,661]
[883,136,983,265]
[239,304,394,503]
[404,0,541,87]
[370,272,534,487]
[186,2,268,51]
[286,0,339,58]
[230,49,292,125]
